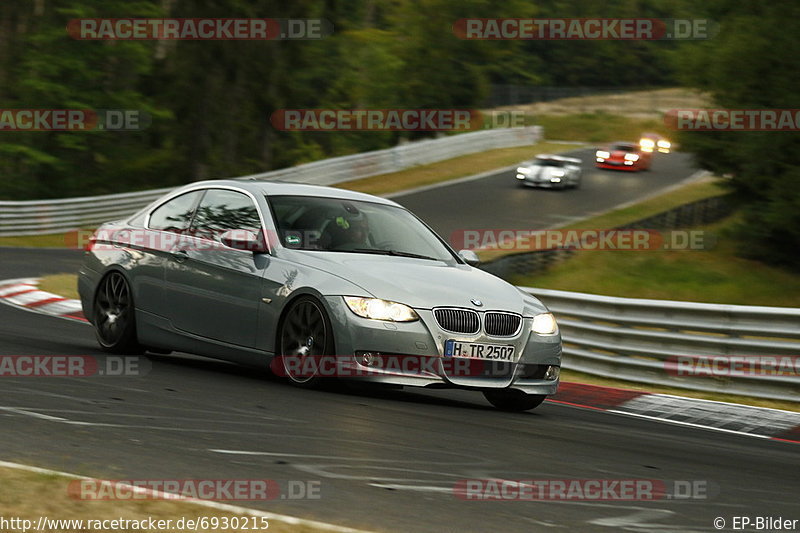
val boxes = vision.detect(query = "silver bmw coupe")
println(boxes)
[78,180,562,411]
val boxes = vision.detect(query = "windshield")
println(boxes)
[267,195,456,261]
[612,143,637,152]
[534,159,567,167]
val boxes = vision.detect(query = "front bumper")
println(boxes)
[596,160,640,171]
[516,173,566,188]
[324,296,562,395]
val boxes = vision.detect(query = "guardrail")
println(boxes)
[522,287,800,402]
[0,126,542,236]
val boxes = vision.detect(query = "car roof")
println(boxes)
[176,179,402,207]
[534,154,581,164]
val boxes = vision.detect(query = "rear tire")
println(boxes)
[92,271,142,354]
[483,389,546,412]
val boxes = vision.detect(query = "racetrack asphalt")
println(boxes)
[1,154,797,533]
[394,148,700,242]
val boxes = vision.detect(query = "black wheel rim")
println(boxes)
[280,300,327,384]
[95,272,130,346]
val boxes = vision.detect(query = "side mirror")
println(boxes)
[220,229,268,253]
[458,249,480,266]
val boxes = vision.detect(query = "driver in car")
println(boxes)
[324,213,371,250]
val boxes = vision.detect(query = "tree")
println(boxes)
[678,0,800,268]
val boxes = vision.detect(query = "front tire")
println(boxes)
[277,296,335,388]
[483,389,547,412]
[93,271,142,354]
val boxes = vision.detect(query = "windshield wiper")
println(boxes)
[349,248,440,261]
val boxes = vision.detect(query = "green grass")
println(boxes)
[0,232,82,248]
[562,178,729,231]
[512,213,800,307]
[536,112,669,144]
[38,273,79,300]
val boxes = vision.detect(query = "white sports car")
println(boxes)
[515,155,582,189]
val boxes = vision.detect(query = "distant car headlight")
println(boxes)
[639,138,655,148]
[657,140,671,148]
[551,170,565,177]
[596,150,610,159]
[344,297,419,322]
[516,167,532,175]
[624,153,640,161]
[531,313,558,335]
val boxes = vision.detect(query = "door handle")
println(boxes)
[171,249,189,263]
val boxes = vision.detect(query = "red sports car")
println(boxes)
[595,142,652,171]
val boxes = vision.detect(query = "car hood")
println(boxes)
[610,150,633,158]
[282,251,548,315]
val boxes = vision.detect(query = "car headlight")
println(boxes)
[624,153,640,161]
[551,170,565,177]
[657,140,671,148]
[344,297,419,322]
[639,138,655,148]
[596,150,610,159]
[516,167,532,175]
[531,313,558,335]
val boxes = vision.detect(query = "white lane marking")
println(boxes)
[0,406,69,422]
[385,165,519,199]
[209,447,486,466]
[210,450,413,462]
[606,409,772,439]
[0,460,374,533]
[589,509,676,529]
[0,406,121,427]
[0,408,295,433]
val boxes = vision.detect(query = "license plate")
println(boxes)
[444,340,515,361]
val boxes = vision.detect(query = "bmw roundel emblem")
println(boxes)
[471,299,483,307]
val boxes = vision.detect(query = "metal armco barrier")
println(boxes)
[522,287,800,401]
[0,126,542,236]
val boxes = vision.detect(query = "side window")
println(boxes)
[192,189,262,241]
[148,191,203,232]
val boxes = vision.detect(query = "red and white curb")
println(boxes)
[550,382,800,444]
[0,278,87,323]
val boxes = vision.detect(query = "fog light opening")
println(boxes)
[544,365,560,381]
[356,351,380,367]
